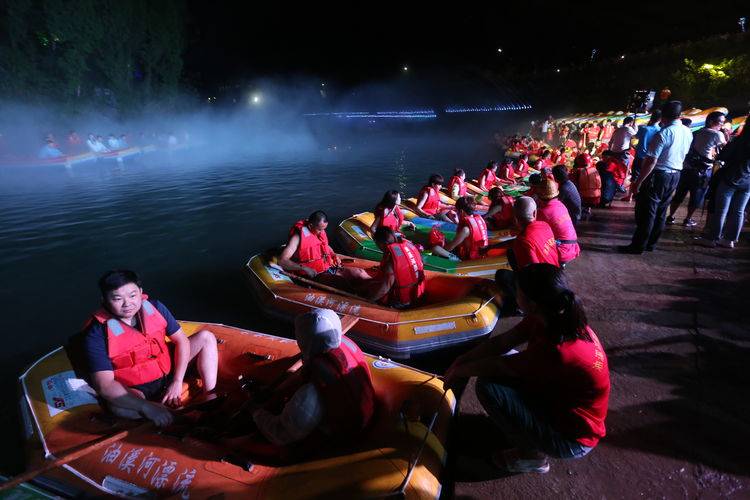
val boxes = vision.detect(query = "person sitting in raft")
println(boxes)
[370,190,416,236]
[368,227,426,307]
[107,133,121,150]
[251,308,375,455]
[485,187,515,230]
[535,179,580,266]
[86,133,109,153]
[515,154,530,176]
[431,196,488,261]
[536,150,553,170]
[38,138,64,159]
[444,264,610,474]
[497,157,517,183]
[447,168,468,200]
[279,210,370,284]
[415,174,457,222]
[67,130,82,152]
[77,270,218,427]
[478,161,501,192]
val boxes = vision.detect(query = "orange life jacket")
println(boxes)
[290,220,334,274]
[490,196,515,229]
[457,213,488,260]
[91,296,172,387]
[447,175,467,197]
[418,186,440,215]
[577,166,602,199]
[381,239,426,306]
[480,168,497,190]
[308,336,376,437]
[377,205,403,232]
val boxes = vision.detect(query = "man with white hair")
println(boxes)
[510,196,560,270]
[251,308,376,452]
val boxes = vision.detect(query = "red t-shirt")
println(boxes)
[504,317,610,447]
[512,220,560,268]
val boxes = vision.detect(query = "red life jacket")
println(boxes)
[480,168,497,190]
[516,159,530,174]
[290,220,333,274]
[456,213,488,260]
[490,196,515,229]
[447,175,467,197]
[308,336,376,437]
[418,186,440,215]
[498,164,514,181]
[376,205,403,232]
[381,239,426,305]
[90,296,172,387]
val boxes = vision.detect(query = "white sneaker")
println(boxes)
[717,239,735,249]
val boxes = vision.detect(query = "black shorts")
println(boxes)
[130,374,172,401]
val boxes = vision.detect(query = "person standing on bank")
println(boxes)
[78,270,219,427]
[666,111,727,227]
[618,101,693,254]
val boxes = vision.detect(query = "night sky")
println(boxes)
[185,0,747,89]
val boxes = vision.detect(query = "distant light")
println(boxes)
[556,68,561,73]
[497,48,503,53]
[620,54,625,60]
[402,66,409,72]
[249,93,262,105]
[321,83,326,87]
[701,63,715,70]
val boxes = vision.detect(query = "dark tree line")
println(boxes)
[0,0,187,113]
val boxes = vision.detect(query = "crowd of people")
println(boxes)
[66,99,750,479]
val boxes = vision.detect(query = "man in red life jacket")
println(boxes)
[510,196,560,270]
[78,270,218,427]
[498,158,516,183]
[252,309,375,455]
[369,227,426,307]
[515,154,530,176]
[279,210,370,287]
[431,196,489,261]
[415,174,456,222]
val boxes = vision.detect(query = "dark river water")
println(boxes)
[0,120,509,469]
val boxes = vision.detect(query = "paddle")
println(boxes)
[0,393,222,491]
[269,263,376,304]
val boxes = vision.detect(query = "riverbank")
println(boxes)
[449,199,750,498]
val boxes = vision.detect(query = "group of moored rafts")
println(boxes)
[17,168,538,499]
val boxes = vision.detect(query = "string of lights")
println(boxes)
[304,104,531,119]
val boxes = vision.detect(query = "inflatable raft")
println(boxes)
[245,253,501,358]
[337,211,513,277]
[0,152,96,168]
[96,146,143,162]
[19,321,453,498]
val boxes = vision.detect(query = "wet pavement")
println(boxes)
[448,200,750,498]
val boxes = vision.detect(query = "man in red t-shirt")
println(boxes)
[511,196,560,270]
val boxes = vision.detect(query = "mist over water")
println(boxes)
[0,82,529,469]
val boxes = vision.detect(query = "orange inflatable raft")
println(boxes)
[19,321,453,498]
[245,253,500,359]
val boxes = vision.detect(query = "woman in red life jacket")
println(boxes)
[536,150,553,172]
[515,154,530,176]
[279,210,370,286]
[478,161,501,191]
[416,174,457,222]
[370,190,416,236]
[369,227,426,307]
[431,196,489,261]
[251,309,376,459]
[77,270,218,428]
[497,158,516,183]
[444,264,610,474]
[485,187,515,230]
[447,168,468,200]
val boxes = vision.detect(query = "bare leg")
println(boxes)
[188,330,218,392]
